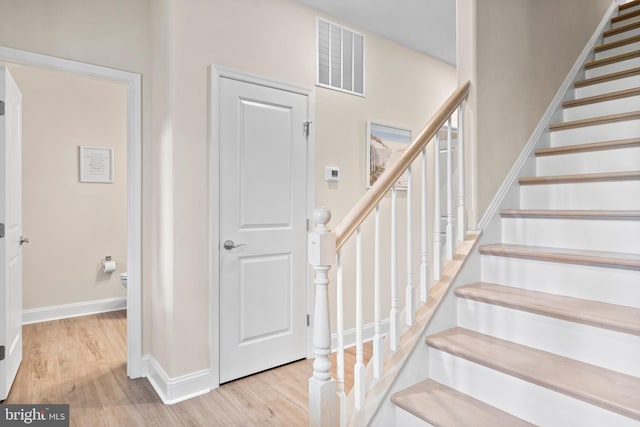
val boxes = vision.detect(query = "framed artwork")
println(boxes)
[79,146,113,183]
[367,122,412,189]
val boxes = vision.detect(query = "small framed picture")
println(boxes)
[367,122,412,189]
[79,146,113,183]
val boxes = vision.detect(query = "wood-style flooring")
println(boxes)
[3,311,371,426]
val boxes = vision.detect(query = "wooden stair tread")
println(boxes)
[595,34,640,53]
[479,243,640,270]
[427,328,640,421]
[603,19,640,37]
[549,111,640,131]
[391,379,535,427]
[500,208,640,220]
[620,0,640,12]
[456,282,640,335]
[563,87,640,108]
[585,50,640,70]
[612,7,640,24]
[535,138,640,156]
[574,66,640,88]
[519,170,640,184]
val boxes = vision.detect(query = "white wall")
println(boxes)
[8,64,128,310]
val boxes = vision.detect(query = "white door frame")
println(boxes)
[0,46,143,378]
[208,65,316,388]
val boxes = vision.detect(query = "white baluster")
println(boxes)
[446,118,454,260]
[354,227,365,409]
[433,133,442,281]
[457,104,466,242]
[390,186,399,351]
[420,147,429,303]
[308,207,337,427]
[373,204,383,379]
[405,165,414,326]
[336,251,346,427]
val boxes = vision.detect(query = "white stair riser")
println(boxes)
[585,57,640,79]
[611,15,640,30]
[536,146,640,175]
[501,216,640,253]
[550,119,640,147]
[563,95,639,121]
[394,408,434,427]
[605,26,640,44]
[575,75,640,98]
[620,4,640,15]
[457,299,640,377]
[520,180,640,210]
[429,349,639,427]
[595,40,640,60]
[480,254,640,308]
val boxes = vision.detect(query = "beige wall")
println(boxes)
[0,0,455,378]
[8,65,128,309]
[459,0,612,223]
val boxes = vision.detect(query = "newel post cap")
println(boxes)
[308,207,336,266]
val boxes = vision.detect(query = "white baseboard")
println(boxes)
[22,296,127,325]
[143,355,211,405]
[331,319,390,351]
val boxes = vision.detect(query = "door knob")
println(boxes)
[223,240,246,250]
[20,236,30,245]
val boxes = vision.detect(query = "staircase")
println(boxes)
[391,2,640,426]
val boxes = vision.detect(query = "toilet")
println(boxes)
[120,272,128,288]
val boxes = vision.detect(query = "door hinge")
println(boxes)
[0,100,5,116]
[303,121,312,137]
[0,345,4,361]
[0,223,4,238]
[306,314,310,327]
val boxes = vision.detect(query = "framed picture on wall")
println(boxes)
[366,122,412,189]
[79,146,114,183]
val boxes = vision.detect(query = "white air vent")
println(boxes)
[317,18,365,96]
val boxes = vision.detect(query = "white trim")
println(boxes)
[476,1,619,230]
[0,45,143,378]
[208,65,316,389]
[331,319,390,351]
[144,355,211,405]
[22,297,127,325]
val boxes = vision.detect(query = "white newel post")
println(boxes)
[308,207,337,427]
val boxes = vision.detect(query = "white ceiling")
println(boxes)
[295,0,457,65]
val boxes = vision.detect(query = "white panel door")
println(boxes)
[219,77,308,383]
[0,65,23,401]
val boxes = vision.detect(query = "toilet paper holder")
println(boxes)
[102,256,117,273]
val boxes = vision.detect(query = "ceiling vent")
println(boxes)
[317,18,365,96]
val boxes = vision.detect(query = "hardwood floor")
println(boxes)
[4,311,371,426]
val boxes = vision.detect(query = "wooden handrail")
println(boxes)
[334,81,471,250]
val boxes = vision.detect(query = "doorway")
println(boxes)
[0,46,142,378]
[210,66,315,385]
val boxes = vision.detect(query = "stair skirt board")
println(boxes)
[428,349,640,427]
[500,216,640,253]
[456,298,640,377]
[535,145,640,175]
